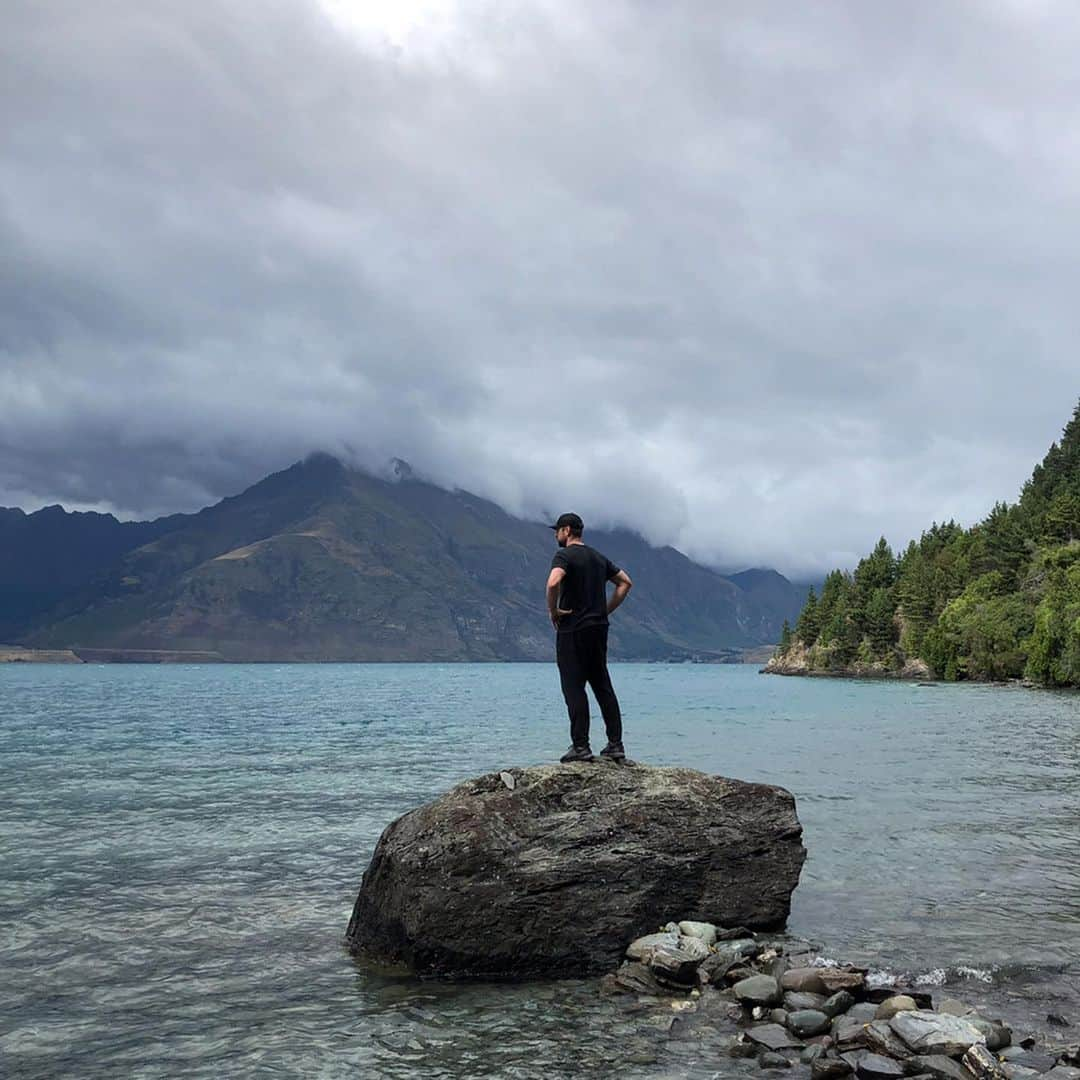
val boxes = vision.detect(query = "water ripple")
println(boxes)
[4,664,1080,1077]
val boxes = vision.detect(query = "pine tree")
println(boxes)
[795,587,821,645]
[1042,492,1080,544]
[980,501,1029,583]
[866,587,898,657]
[816,570,847,632]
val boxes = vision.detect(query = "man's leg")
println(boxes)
[556,631,591,748]
[584,626,622,744]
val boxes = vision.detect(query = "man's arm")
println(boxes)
[546,567,572,627]
[607,568,632,615]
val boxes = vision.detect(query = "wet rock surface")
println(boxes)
[737,975,785,1007]
[346,761,805,978]
[864,1020,914,1059]
[825,992,857,1018]
[788,992,830,1012]
[876,995,919,1020]
[891,1010,988,1057]
[856,1052,906,1079]
[789,1010,833,1038]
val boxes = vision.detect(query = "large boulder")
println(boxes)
[345,760,806,977]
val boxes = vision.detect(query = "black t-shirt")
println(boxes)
[550,543,621,634]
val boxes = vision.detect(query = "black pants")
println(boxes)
[556,625,622,748]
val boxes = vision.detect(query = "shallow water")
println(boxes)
[3,663,1080,1078]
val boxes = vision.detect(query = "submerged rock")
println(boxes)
[599,961,666,995]
[745,1023,805,1051]
[761,1050,795,1069]
[1002,1051,1058,1073]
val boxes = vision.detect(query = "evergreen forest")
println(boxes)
[775,401,1080,685]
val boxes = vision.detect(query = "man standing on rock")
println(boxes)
[546,512,633,764]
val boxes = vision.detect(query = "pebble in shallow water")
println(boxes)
[735,974,783,1007]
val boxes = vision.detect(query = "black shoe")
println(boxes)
[560,744,594,763]
[599,741,626,761]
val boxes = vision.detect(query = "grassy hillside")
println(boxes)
[18,454,807,661]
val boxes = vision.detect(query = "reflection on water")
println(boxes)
[2,664,1080,1077]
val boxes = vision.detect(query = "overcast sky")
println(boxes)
[3,1,1079,578]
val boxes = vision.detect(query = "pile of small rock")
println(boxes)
[601,919,1080,1079]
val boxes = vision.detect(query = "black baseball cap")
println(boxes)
[549,512,584,531]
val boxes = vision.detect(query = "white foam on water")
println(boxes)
[955,966,994,983]
[866,969,900,989]
[915,968,948,986]
[910,965,996,986]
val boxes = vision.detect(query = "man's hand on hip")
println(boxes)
[550,607,573,628]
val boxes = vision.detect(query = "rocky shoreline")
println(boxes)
[762,643,932,681]
[602,919,1078,1079]
[760,649,1045,689]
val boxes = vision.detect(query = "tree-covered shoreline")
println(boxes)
[771,402,1080,686]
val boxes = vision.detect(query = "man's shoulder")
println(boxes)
[557,542,613,568]
[553,544,588,569]
[572,543,603,561]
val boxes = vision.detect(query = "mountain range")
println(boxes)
[1,454,808,661]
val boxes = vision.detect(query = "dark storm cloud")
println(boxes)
[2,0,1079,576]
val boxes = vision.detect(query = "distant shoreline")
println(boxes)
[0,645,83,664]
[1,645,775,665]
[760,657,1058,690]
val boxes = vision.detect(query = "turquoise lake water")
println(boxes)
[3,663,1080,1078]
